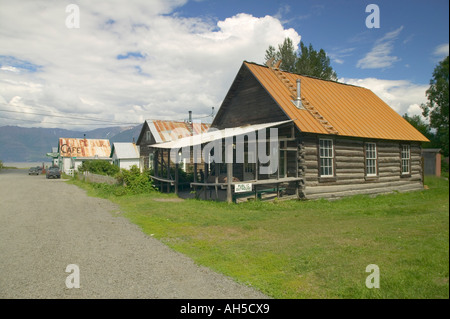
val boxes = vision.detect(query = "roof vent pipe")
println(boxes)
[293,79,304,109]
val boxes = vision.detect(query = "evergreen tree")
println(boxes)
[264,38,337,81]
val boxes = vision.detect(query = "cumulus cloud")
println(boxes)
[0,0,299,130]
[340,77,428,119]
[356,26,403,69]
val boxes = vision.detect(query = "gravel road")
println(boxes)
[0,169,267,299]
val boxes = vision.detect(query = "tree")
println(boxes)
[264,38,338,81]
[264,38,297,73]
[421,56,449,156]
[402,113,437,148]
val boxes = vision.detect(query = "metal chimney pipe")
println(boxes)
[295,79,302,108]
[188,111,192,123]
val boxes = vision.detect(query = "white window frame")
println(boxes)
[401,145,411,175]
[319,139,334,177]
[365,142,377,177]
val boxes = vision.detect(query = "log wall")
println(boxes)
[301,135,423,200]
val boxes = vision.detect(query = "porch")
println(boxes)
[149,120,304,203]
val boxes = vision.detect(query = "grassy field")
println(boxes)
[70,176,449,299]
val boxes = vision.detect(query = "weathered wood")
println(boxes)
[304,154,318,162]
[304,148,318,156]
[334,150,364,157]
[377,146,401,153]
[335,162,365,169]
[378,161,400,168]
[335,168,365,174]
[175,163,179,195]
[305,182,423,200]
[305,180,423,196]
[377,151,400,156]
[227,162,232,203]
[335,156,364,162]
[304,160,318,169]
[335,173,365,180]
[213,65,289,129]
[378,157,401,163]
[336,138,363,145]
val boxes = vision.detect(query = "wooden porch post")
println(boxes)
[166,150,171,193]
[227,162,233,203]
[175,162,179,195]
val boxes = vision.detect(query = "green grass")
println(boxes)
[68,177,449,299]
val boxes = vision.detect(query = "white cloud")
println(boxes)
[328,47,355,65]
[340,77,428,119]
[356,26,403,69]
[0,1,300,130]
[433,43,449,60]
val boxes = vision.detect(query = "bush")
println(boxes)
[116,165,156,194]
[0,160,3,171]
[78,160,119,176]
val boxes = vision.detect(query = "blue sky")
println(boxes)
[177,0,449,83]
[0,0,448,130]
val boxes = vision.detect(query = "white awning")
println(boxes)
[150,120,292,149]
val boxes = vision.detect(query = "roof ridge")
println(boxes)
[244,60,365,89]
[264,59,339,135]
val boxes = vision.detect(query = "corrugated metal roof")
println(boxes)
[111,142,139,159]
[152,120,292,149]
[58,138,111,158]
[148,120,211,143]
[244,61,429,142]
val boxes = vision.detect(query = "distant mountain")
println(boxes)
[0,124,142,162]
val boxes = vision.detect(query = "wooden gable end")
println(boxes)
[212,63,289,129]
[136,121,156,146]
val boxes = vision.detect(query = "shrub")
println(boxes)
[116,165,156,194]
[78,160,119,176]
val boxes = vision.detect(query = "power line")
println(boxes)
[0,114,135,126]
[0,105,141,125]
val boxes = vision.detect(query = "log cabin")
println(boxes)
[151,60,429,202]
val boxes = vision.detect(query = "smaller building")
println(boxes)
[136,119,210,171]
[422,148,442,177]
[110,142,140,170]
[57,138,112,174]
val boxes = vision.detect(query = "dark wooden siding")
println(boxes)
[136,122,156,170]
[212,64,289,129]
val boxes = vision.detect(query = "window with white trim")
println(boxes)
[365,143,377,176]
[319,139,334,177]
[401,145,410,174]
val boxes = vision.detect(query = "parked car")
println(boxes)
[35,166,43,174]
[46,167,61,179]
[28,167,39,175]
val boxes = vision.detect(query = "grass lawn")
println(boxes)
[70,176,449,299]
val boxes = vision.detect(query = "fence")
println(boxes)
[78,171,120,185]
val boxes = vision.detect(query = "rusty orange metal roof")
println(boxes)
[148,120,211,143]
[244,61,429,142]
[58,138,111,158]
